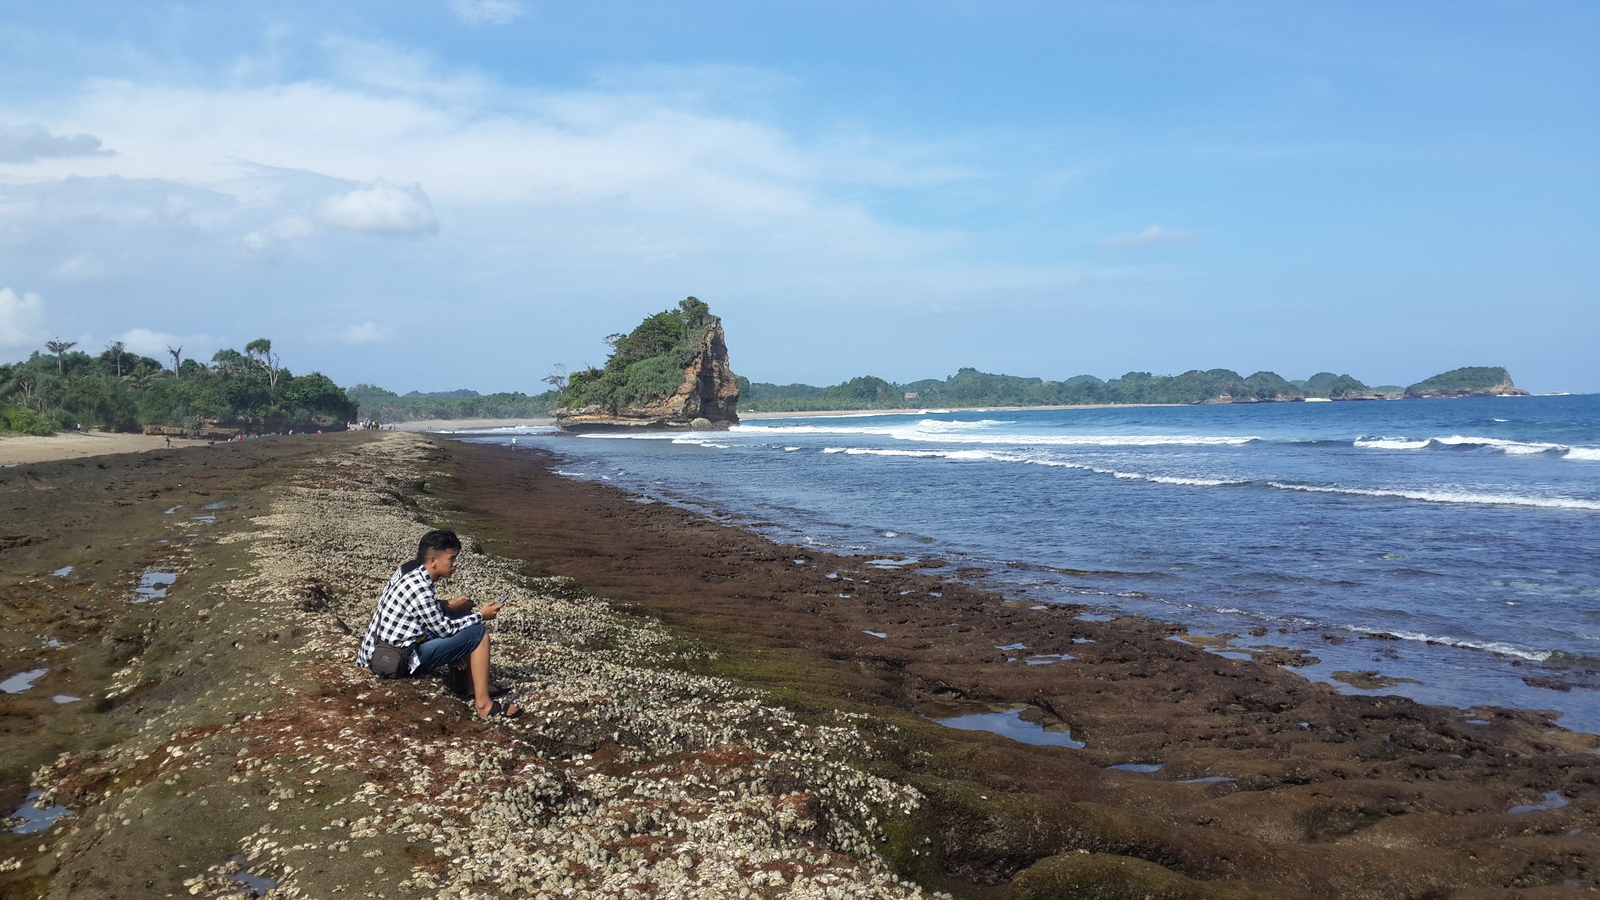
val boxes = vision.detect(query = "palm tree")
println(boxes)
[44,339,76,374]
[126,363,158,389]
[106,340,126,377]
[167,345,183,379]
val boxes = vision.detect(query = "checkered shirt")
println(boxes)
[356,564,483,673]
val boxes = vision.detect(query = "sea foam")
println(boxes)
[1335,626,1555,663]
[1265,482,1600,511]
[819,446,1599,510]
[741,420,1258,448]
[1355,434,1598,459]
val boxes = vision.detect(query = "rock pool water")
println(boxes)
[936,709,1086,748]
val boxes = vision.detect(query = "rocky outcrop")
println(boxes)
[555,314,740,433]
[1405,366,1531,399]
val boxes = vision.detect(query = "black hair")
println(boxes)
[400,529,462,574]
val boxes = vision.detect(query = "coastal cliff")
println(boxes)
[555,297,741,433]
[1405,366,1531,399]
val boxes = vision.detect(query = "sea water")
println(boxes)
[463,394,1600,732]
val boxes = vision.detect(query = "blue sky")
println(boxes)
[0,1,1595,392]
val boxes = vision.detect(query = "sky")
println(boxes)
[0,1,1595,393]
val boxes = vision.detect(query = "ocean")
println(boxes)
[458,394,1600,733]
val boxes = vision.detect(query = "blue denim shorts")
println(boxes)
[412,622,485,674]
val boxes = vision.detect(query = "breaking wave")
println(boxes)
[820,446,1247,487]
[1264,482,1600,511]
[818,446,1600,509]
[1336,626,1554,663]
[740,420,1258,448]
[1355,434,1600,460]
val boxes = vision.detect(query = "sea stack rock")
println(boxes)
[555,298,741,433]
[1404,366,1531,399]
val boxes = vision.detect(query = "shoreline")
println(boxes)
[375,391,1582,432]
[441,438,1600,896]
[456,441,1595,731]
[388,416,553,432]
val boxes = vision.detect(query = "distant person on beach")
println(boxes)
[356,529,520,719]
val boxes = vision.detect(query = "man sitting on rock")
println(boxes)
[356,529,520,719]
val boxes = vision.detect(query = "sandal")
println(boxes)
[479,699,522,720]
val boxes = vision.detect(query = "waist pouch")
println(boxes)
[368,639,414,678]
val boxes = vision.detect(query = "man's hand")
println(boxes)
[442,595,473,615]
[481,599,504,620]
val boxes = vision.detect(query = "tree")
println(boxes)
[0,368,37,408]
[211,348,248,376]
[542,364,569,392]
[168,345,183,380]
[45,339,76,373]
[125,360,161,389]
[244,338,282,390]
[106,340,126,377]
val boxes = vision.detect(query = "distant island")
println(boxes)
[553,297,741,432]
[739,365,1529,413]
[344,354,1532,428]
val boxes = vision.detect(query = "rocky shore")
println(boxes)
[0,433,1596,899]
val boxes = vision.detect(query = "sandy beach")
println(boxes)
[389,417,553,432]
[1,432,1596,899]
[0,430,209,465]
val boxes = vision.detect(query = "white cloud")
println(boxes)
[0,287,45,350]
[55,252,106,282]
[1100,224,1195,249]
[0,48,1091,388]
[448,0,525,26]
[316,181,438,235]
[312,321,394,345]
[0,124,107,163]
[116,328,217,361]
[0,59,954,257]
[243,215,317,252]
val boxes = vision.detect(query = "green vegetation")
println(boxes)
[0,339,355,435]
[740,366,1381,412]
[1406,366,1509,396]
[345,384,558,423]
[558,297,714,414]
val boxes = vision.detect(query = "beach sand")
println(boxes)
[2,432,1596,898]
[389,417,553,432]
[0,430,208,465]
